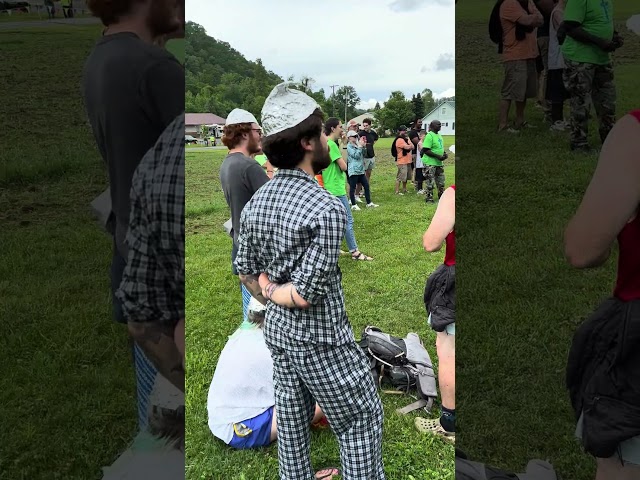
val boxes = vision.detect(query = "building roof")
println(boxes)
[185,113,226,126]
[422,101,455,120]
[347,112,375,125]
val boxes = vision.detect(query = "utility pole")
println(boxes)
[330,84,339,117]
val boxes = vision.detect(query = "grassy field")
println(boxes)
[185,136,455,479]
[0,27,138,478]
[456,1,640,478]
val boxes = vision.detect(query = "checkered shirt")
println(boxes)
[235,168,355,349]
[117,113,185,326]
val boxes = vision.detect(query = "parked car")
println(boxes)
[184,135,198,144]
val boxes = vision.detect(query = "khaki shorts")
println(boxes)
[397,164,411,182]
[501,59,538,102]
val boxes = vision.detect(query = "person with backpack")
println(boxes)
[490,0,544,132]
[416,184,456,443]
[564,111,640,479]
[394,125,414,195]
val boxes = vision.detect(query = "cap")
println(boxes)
[398,125,408,131]
[628,15,640,34]
[261,82,320,137]
[226,108,259,126]
[347,130,358,138]
[248,297,266,314]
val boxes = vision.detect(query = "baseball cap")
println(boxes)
[398,125,408,131]
[347,130,358,138]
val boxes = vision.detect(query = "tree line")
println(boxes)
[186,21,454,136]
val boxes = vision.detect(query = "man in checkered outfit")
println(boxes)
[235,83,386,480]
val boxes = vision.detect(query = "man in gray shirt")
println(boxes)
[219,109,269,320]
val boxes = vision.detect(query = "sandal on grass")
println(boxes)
[351,250,373,261]
[415,417,455,444]
[315,467,340,479]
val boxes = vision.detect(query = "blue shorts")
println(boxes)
[228,406,274,449]
[428,313,455,336]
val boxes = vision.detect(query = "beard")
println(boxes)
[247,136,262,156]
[311,140,332,175]
[146,0,182,38]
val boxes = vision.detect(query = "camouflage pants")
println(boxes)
[563,59,616,148]
[425,166,445,199]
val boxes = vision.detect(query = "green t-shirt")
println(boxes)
[322,139,347,196]
[422,132,445,167]
[254,154,268,167]
[561,0,613,65]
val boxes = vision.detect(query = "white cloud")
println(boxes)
[436,88,455,99]
[186,0,454,107]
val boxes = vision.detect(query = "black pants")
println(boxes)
[110,242,126,324]
[415,167,425,190]
[349,174,370,205]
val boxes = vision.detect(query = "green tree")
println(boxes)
[412,93,425,119]
[334,86,360,122]
[375,91,414,134]
[421,88,435,114]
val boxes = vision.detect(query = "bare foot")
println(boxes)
[315,467,339,479]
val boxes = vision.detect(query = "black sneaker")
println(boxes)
[426,197,435,204]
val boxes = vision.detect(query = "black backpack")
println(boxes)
[488,0,505,52]
[390,136,399,160]
[358,326,438,414]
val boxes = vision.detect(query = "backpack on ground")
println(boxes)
[358,326,438,414]
[456,450,559,480]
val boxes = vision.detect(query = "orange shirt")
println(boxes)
[315,173,324,187]
[395,137,413,165]
[500,0,540,62]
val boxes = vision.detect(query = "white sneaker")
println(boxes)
[355,196,363,203]
[351,204,361,211]
[417,189,425,194]
[366,202,379,208]
[550,121,566,132]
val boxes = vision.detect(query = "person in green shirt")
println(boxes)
[560,0,622,152]
[254,153,275,179]
[322,117,373,261]
[421,120,448,204]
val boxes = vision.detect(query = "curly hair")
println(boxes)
[86,0,145,26]
[221,123,253,150]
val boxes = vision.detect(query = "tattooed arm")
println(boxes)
[128,321,185,393]
[239,273,268,305]
[257,273,311,309]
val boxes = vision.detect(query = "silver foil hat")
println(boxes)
[261,82,320,137]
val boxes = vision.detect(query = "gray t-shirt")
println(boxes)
[82,32,184,258]
[219,153,269,272]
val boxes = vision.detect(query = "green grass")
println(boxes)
[185,138,455,479]
[0,12,91,23]
[0,27,137,479]
[456,2,639,478]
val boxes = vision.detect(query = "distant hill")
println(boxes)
[185,21,283,118]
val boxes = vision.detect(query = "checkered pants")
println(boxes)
[268,341,386,480]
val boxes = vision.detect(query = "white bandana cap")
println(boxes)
[261,82,320,137]
[225,108,259,126]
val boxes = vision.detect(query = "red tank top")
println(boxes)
[444,185,455,266]
[613,111,640,300]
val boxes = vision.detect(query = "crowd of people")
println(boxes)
[213,82,456,480]
[494,0,620,154]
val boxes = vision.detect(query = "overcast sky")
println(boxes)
[186,0,455,111]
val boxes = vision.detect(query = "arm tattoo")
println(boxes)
[128,322,185,393]
[239,274,268,305]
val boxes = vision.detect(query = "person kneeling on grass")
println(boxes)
[347,130,378,211]
[207,298,327,450]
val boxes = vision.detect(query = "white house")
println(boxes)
[422,101,455,136]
